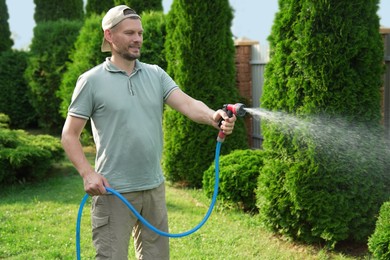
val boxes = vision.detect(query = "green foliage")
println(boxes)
[257,118,390,248]
[25,19,83,133]
[0,127,64,184]
[258,0,386,248]
[203,149,266,212]
[140,11,167,70]
[0,0,13,52]
[86,0,114,16]
[0,113,10,129]
[58,14,107,119]
[368,201,390,260]
[114,0,163,13]
[163,0,248,188]
[0,50,37,129]
[33,0,84,23]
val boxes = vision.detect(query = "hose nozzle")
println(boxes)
[224,103,247,117]
[217,103,246,142]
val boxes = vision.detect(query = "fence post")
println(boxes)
[380,28,390,139]
[234,37,259,148]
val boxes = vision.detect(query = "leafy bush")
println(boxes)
[368,201,390,260]
[0,127,64,184]
[0,50,37,129]
[203,149,266,212]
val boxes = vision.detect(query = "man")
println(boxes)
[61,5,236,260]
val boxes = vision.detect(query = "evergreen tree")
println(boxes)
[163,0,248,188]
[58,14,107,118]
[114,0,162,13]
[257,0,388,247]
[25,19,83,133]
[33,0,84,23]
[140,11,167,70]
[0,0,13,52]
[86,0,114,16]
[0,50,36,128]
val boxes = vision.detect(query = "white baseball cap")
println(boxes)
[101,5,141,52]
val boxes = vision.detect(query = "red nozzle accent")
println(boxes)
[225,103,246,117]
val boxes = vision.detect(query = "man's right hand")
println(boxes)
[83,171,111,196]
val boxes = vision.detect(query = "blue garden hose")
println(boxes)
[76,141,222,259]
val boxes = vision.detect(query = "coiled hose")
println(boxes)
[76,141,222,259]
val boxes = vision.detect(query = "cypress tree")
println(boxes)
[25,19,83,133]
[33,0,84,23]
[0,0,13,52]
[58,14,107,118]
[114,0,163,13]
[140,11,167,70]
[86,0,114,16]
[163,0,248,188]
[257,0,388,247]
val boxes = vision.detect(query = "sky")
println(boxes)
[5,0,390,50]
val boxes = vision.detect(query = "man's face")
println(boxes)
[109,18,143,61]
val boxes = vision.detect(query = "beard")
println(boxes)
[118,45,141,61]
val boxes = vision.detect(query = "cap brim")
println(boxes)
[101,38,111,52]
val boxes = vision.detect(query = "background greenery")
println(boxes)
[0,0,389,257]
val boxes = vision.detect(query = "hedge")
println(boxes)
[0,117,64,184]
[368,201,390,259]
[203,149,267,212]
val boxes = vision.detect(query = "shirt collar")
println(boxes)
[104,57,142,74]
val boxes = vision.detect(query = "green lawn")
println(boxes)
[0,157,369,259]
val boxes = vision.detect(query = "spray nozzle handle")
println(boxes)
[217,103,246,142]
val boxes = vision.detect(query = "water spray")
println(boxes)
[75,103,247,259]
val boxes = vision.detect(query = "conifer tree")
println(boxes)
[163,0,248,188]
[257,0,388,247]
[86,0,114,16]
[58,14,107,118]
[33,0,84,23]
[0,0,13,52]
[114,0,162,13]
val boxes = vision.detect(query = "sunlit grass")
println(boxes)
[0,148,368,259]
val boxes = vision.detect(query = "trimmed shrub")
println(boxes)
[257,0,386,248]
[0,127,64,184]
[57,14,107,119]
[140,11,167,70]
[0,50,37,129]
[163,0,248,188]
[203,149,266,212]
[368,201,390,260]
[25,19,83,133]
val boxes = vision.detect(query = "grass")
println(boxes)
[0,149,370,259]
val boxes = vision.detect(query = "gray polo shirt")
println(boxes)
[68,58,178,193]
